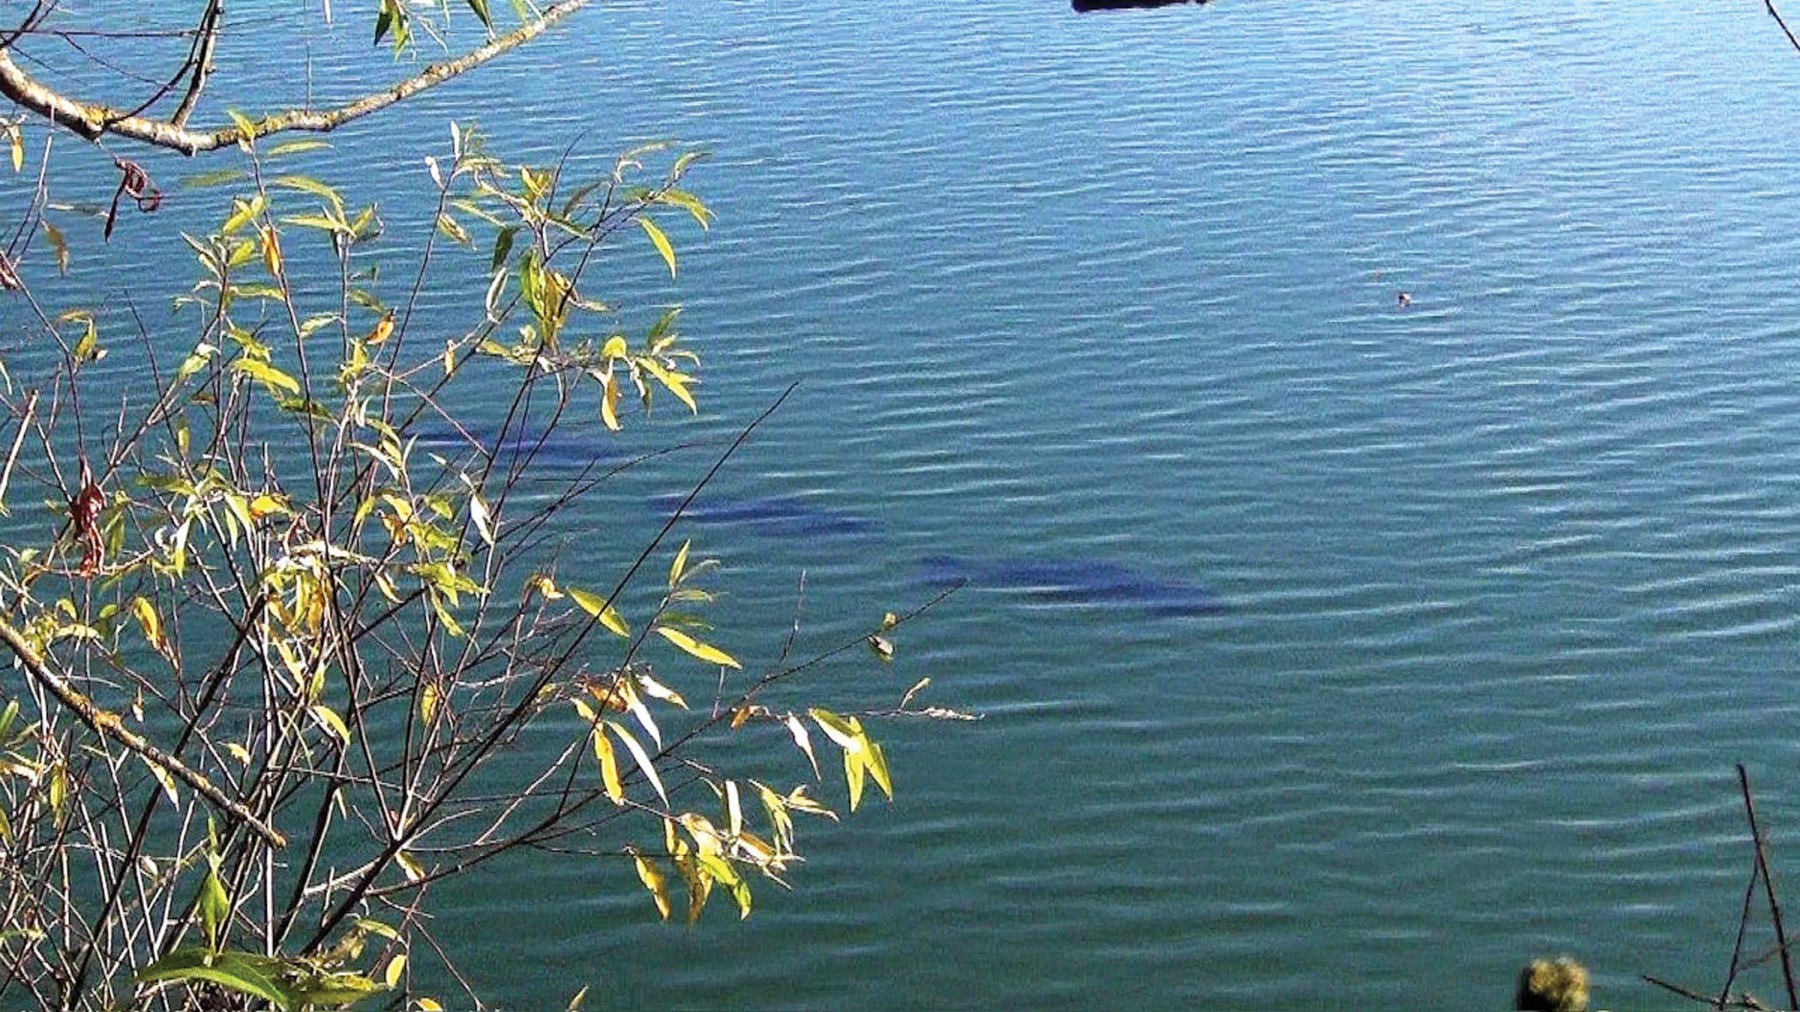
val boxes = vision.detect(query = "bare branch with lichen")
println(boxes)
[0,0,594,155]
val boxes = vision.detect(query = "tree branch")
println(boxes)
[0,618,286,848]
[168,0,222,128]
[0,0,594,155]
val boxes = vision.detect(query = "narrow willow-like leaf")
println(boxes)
[638,216,676,278]
[633,851,672,920]
[568,586,628,637]
[655,626,739,669]
[231,358,300,396]
[844,749,866,812]
[786,714,821,780]
[608,721,668,806]
[310,704,350,745]
[593,725,624,803]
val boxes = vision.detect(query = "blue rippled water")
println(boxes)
[12,0,1800,1006]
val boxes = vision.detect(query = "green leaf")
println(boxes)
[230,357,301,395]
[374,0,395,44]
[638,216,676,278]
[491,226,517,272]
[656,188,713,230]
[198,862,230,949]
[568,586,629,637]
[137,948,295,1009]
[287,974,383,1005]
[655,626,739,669]
[266,139,332,158]
[182,169,248,189]
[270,174,344,213]
[465,0,493,26]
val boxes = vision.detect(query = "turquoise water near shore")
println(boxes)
[11,0,1800,1006]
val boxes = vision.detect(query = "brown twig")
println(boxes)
[0,0,595,154]
[1740,763,1799,1010]
[167,0,220,127]
[1645,973,1772,1009]
[0,619,286,847]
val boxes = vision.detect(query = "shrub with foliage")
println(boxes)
[0,117,964,1010]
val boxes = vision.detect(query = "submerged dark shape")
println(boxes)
[917,555,1223,616]
[1071,0,1207,11]
[652,494,875,538]
[408,425,612,470]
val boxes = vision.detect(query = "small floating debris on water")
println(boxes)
[1514,957,1588,1012]
[1396,291,1413,308]
[1071,0,1208,11]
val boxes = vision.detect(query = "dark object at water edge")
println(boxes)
[1071,0,1208,12]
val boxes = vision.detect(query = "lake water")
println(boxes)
[14,0,1800,1006]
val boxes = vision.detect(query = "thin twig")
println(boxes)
[1722,853,1762,1008]
[1770,0,1800,54]
[0,619,286,848]
[1739,763,1798,1010]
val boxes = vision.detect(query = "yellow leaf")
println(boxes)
[130,596,165,656]
[419,681,440,725]
[384,954,406,988]
[367,313,395,345]
[568,586,629,637]
[231,357,301,395]
[395,850,425,882]
[600,375,621,431]
[311,704,351,744]
[146,760,178,805]
[864,739,893,801]
[637,357,698,414]
[669,540,690,588]
[633,852,672,921]
[8,126,20,173]
[655,626,740,669]
[222,195,263,235]
[601,335,629,359]
[638,216,676,278]
[593,725,624,804]
[247,493,289,520]
[844,749,866,811]
[417,1000,444,1012]
[259,223,282,277]
[42,221,67,275]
